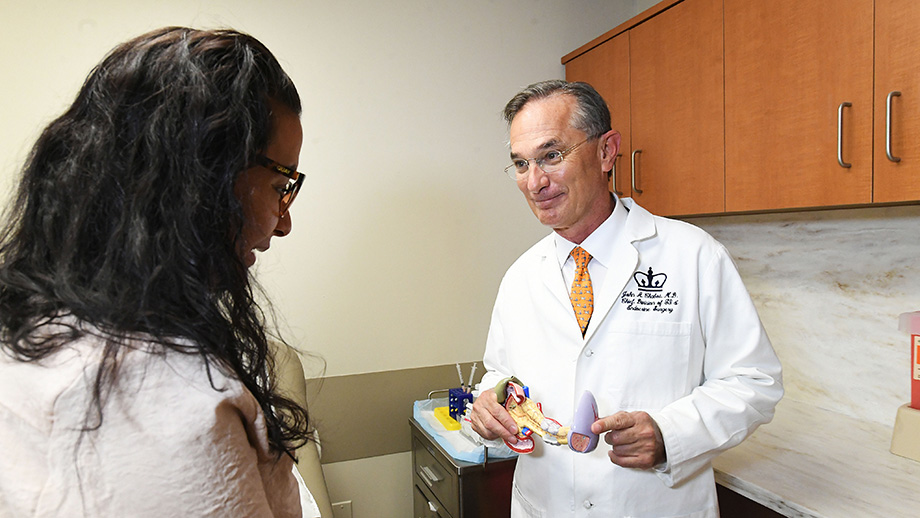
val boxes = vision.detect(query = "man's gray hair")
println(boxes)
[502,80,612,138]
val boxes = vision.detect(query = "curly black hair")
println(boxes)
[0,27,310,457]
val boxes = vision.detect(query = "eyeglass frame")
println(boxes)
[252,154,305,215]
[503,136,595,180]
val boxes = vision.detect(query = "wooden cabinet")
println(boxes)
[564,33,631,198]
[565,0,724,217]
[724,0,874,212]
[410,418,516,518]
[726,0,920,209]
[874,0,920,202]
[629,0,723,216]
[565,0,920,215]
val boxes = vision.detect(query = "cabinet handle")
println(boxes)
[418,465,442,487]
[886,91,902,162]
[837,102,852,168]
[612,153,623,195]
[631,149,643,193]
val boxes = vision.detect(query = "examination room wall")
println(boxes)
[0,1,637,516]
[0,0,639,377]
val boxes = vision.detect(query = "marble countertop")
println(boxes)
[712,399,920,517]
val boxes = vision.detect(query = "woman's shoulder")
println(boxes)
[0,340,93,434]
[61,332,265,453]
[2,320,259,435]
[4,329,291,517]
[115,338,253,413]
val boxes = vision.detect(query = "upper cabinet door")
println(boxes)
[724,0,874,212]
[874,0,920,203]
[565,33,631,198]
[629,0,724,216]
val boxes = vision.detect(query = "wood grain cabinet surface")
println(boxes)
[724,0,874,212]
[566,0,724,217]
[874,0,920,203]
[564,33,632,199]
[564,0,920,216]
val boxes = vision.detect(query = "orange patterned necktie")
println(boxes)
[569,247,594,337]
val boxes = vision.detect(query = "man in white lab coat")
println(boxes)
[470,80,783,517]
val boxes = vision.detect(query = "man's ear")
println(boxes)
[599,129,622,171]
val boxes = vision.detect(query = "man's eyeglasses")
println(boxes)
[504,137,593,180]
[253,154,304,214]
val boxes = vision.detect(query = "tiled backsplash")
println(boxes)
[686,204,920,427]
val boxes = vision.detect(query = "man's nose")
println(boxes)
[524,161,550,191]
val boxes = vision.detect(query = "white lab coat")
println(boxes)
[480,198,783,518]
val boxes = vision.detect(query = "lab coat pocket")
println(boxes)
[602,320,692,409]
[510,482,544,518]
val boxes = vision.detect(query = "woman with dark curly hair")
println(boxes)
[0,27,317,517]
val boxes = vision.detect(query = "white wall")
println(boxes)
[0,2,636,516]
[0,0,634,378]
[321,452,412,518]
[634,0,665,13]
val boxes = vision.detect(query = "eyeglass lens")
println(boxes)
[506,138,589,178]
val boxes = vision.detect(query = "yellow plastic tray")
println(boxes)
[433,406,461,431]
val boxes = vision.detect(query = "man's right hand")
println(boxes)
[470,388,519,444]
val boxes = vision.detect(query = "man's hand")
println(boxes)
[469,389,518,444]
[590,411,666,469]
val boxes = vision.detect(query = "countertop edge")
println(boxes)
[711,398,920,518]
[714,469,822,518]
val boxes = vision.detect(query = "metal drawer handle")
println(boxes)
[887,91,901,162]
[631,149,643,193]
[418,465,443,487]
[837,102,852,168]
[612,153,623,195]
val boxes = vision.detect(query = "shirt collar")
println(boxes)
[553,195,627,269]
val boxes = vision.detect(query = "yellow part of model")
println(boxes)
[505,395,569,447]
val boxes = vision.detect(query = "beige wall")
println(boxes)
[0,1,636,516]
[0,0,634,379]
[322,453,412,518]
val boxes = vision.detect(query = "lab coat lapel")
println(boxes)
[584,198,657,343]
[539,237,572,311]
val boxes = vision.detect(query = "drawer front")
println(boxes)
[414,483,450,518]
[412,435,460,517]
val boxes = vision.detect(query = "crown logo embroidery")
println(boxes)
[634,267,667,292]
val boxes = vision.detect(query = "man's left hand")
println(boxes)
[590,411,666,469]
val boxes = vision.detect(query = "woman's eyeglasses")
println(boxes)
[252,154,304,215]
